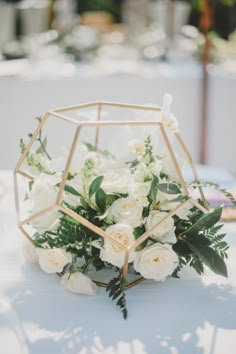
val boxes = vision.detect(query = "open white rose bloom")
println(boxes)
[14,95,234,319]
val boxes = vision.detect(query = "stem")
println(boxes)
[37,138,52,160]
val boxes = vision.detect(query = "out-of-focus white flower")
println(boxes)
[128,139,145,155]
[49,144,89,174]
[163,113,179,132]
[22,239,39,264]
[134,243,178,281]
[145,210,176,243]
[148,160,162,176]
[130,182,150,206]
[61,272,97,295]
[131,182,150,198]
[37,248,72,273]
[161,155,181,182]
[133,162,148,182]
[28,173,60,232]
[83,152,100,170]
[109,197,143,228]
[102,167,132,194]
[100,223,136,268]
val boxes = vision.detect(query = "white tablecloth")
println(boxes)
[1,169,236,354]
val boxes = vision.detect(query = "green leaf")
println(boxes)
[63,184,81,197]
[80,197,89,209]
[122,308,128,320]
[106,194,119,207]
[89,176,104,198]
[183,208,222,237]
[186,233,211,247]
[19,138,26,154]
[83,141,96,152]
[149,175,159,202]
[184,238,228,277]
[158,183,181,195]
[28,180,33,191]
[95,188,106,211]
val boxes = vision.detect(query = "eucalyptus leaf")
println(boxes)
[158,183,181,195]
[89,176,104,198]
[149,175,159,202]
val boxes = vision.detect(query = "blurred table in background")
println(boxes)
[0,59,236,173]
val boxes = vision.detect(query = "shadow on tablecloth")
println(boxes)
[2,260,236,354]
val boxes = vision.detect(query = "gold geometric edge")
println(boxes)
[14,101,208,285]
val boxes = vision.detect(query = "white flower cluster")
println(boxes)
[23,133,192,295]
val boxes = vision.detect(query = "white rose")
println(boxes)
[128,139,145,155]
[28,173,60,232]
[134,243,178,281]
[22,239,39,264]
[37,248,72,273]
[109,197,143,227]
[61,272,97,295]
[100,223,136,268]
[102,168,132,194]
[146,211,176,243]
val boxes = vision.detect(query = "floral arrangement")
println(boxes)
[17,103,236,320]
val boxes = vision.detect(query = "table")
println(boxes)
[1,169,236,354]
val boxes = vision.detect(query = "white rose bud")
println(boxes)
[128,139,144,155]
[134,243,178,281]
[22,239,39,264]
[37,248,72,273]
[146,211,176,244]
[61,272,97,296]
[109,197,143,228]
[100,223,136,268]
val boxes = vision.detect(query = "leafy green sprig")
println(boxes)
[106,270,128,319]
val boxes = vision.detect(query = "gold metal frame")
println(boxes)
[14,101,208,286]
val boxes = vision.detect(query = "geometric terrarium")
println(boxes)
[14,95,231,318]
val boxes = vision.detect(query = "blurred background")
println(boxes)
[0,0,235,172]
